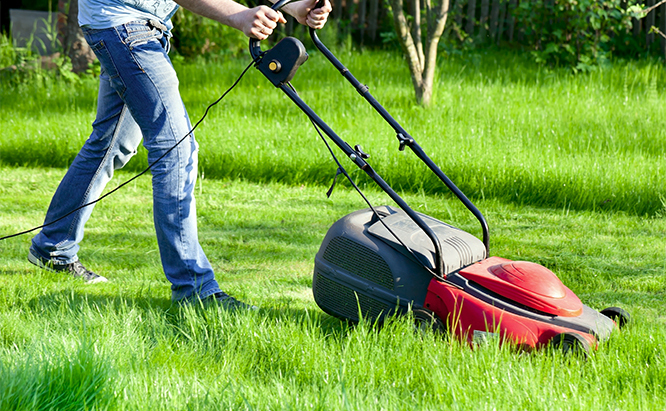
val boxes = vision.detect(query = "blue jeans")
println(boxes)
[30,21,221,301]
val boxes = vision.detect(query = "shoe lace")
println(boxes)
[69,261,93,277]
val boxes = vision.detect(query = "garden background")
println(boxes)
[1,0,665,410]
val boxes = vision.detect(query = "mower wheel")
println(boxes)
[549,332,590,358]
[412,308,446,335]
[600,307,630,329]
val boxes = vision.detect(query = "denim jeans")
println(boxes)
[31,20,221,301]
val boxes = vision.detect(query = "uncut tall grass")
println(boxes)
[1,48,666,410]
[1,49,665,215]
[1,168,665,410]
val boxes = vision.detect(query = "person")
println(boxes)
[28,0,331,308]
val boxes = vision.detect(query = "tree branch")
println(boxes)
[389,0,424,87]
[388,0,450,105]
[413,0,425,66]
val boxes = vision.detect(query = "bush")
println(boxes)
[171,8,248,59]
[512,0,642,70]
[0,32,80,86]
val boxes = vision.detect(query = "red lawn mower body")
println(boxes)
[313,207,624,353]
[425,258,598,349]
[248,15,628,353]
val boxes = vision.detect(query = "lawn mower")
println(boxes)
[251,0,630,355]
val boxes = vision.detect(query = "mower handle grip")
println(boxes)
[250,0,327,60]
[249,0,292,60]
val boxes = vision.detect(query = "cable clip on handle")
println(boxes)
[397,133,414,151]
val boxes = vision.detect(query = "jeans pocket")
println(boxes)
[124,24,162,50]
[89,39,127,97]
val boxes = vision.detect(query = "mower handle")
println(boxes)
[249,0,292,60]
[248,0,486,277]
[308,25,491,257]
[249,0,330,60]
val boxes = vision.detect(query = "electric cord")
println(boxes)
[0,57,259,242]
[5,54,446,282]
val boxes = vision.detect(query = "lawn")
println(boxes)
[0,167,664,410]
[2,48,666,215]
[0,47,665,409]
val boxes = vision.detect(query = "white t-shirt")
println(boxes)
[78,0,178,29]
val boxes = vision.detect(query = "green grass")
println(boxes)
[0,166,665,410]
[1,49,666,409]
[1,49,666,215]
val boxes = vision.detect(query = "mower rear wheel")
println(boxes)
[600,307,630,329]
[412,308,446,335]
[549,332,590,358]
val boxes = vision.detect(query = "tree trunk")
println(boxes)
[632,15,640,40]
[507,0,516,41]
[413,0,425,64]
[349,0,356,30]
[465,0,476,36]
[357,0,367,43]
[389,0,449,106]
[334,0,343,20]
[497,0,506,44]
[390,0,424,93]
[286,13,294,35]
[659,4,666,57]
[368,0,379,41]
[454,0,465,30]
[489,0,500,41]
[59,0,95,73]
[647,0,655,46]
[479,0,489,41]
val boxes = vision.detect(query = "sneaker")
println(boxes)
[28,250,108,284]
[208,292,258,311]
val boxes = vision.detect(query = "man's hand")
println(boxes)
[281,0,332,30]
[237,6,287,40]
[174,0,331,41]
[174,0,287,40]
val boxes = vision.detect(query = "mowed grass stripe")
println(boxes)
[0,166,664,410]
[1,50,665,215]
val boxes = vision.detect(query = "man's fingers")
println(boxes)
[308,12,327,22]
[258,6,283,23]
[270,10,287,24]
[306,0,331,29]
[312,0,332,14]
[249,7,286,39]
[307,17,325,29]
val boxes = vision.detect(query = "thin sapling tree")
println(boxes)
[388,0,451,106]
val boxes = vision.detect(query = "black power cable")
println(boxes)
[0,57,258,242]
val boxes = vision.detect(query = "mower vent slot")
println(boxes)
[314,273,390,321]
[322,236,394,290]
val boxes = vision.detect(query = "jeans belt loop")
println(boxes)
[148,19,168,32]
